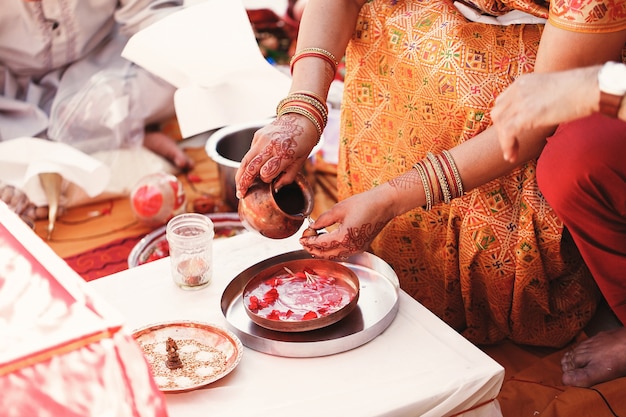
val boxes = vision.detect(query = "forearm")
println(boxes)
[448,126,549,191]
[288,0,365,99]
[382,125,550,217]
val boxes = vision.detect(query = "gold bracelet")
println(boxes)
[278,105,323,137]
[290,47,339,74]
[441,150,464,198]
[427,152,452,204]
[421,155,442,206]
[413,161,433,211]
[291,90,328,109]
[277,94,328,125]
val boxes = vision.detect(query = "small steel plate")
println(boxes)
[242,259,360,332]
[221,250,400,358]
[128,212,246,268]
[132,320,243,393]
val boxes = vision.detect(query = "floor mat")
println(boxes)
[64,234,143,282]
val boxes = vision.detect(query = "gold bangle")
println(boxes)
[291,90,328,109]
[413,162,433,211]
[277,94,328,124]
[277,99,327,129]
[421,156,442,206]
[441,150,464,198]
[427,152,452,204]
[278,105,323,137]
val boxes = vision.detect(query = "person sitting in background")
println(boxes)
[235,0,625,366]
[491,62,626,387]
[0,0,193,171]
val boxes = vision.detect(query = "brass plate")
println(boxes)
[132,320,243,393]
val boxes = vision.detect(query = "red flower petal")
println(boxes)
[303,311,318,320]
[267,310,281,320]
[248,295,260,312]
[263,288,279,304]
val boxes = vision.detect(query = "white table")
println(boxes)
[88,230,504,417]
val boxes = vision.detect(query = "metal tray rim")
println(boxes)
[221,250,400,357]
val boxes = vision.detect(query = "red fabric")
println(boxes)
[64,234,143,282]
[537,113,626,324]
[1,205,169,417]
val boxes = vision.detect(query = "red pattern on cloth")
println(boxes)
[64,234,143,281]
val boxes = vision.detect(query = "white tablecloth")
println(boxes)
[87,230,504,417]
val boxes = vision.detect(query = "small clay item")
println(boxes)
[301,226,318,238]
[301,216,319,238]
[165,337,183,369]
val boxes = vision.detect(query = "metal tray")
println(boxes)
[127,212,246,268]
[221,250,400,357]
[132,320,243,393]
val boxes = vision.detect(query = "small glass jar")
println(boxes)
[166,213,214,290]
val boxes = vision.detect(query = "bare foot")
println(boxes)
[561,327,626,386]
[143,131,194,171]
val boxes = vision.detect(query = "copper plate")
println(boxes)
[242,259,360,332]
[132,320,243,393]
[221,250,400,358]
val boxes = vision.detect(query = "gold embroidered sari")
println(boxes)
[338,0,626,346]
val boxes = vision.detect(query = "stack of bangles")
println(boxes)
[276,90,328,138]
[276,47,338,138]
[413,151,465,210]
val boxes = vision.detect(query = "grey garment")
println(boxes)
[0,0,182,150]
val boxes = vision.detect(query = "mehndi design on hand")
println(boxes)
[238,115,304,196]
[304,221,386,260]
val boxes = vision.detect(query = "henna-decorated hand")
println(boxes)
[299,186,396,260]
[235,114,319,199]
[300,167,427,259]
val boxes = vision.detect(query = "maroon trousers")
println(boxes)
[537,113,626,324]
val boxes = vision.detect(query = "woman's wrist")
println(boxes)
[384,170,427,217]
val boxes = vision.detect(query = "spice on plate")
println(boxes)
[141,338,229,390]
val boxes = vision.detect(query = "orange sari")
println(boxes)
[338,0,625,347]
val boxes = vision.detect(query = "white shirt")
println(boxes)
[0,0,183,142]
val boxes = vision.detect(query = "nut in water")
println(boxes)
[301,227,318,238]
[177,257,210,287]
[301,216,319,238]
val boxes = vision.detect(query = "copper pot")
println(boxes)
[205,119,324,213]
[238,172,314,239]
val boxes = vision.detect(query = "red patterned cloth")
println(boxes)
[64,234,143,282]
[0,203,168,417]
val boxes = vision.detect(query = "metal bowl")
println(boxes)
[127,212,246,268]
[242,259,360,332]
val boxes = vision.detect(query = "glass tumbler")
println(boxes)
[166,213,214,290]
